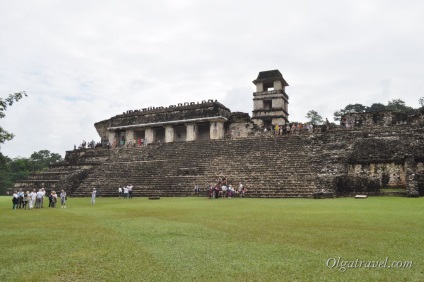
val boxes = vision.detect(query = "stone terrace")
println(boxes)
[15,126,424,197]
[13,149,112,194]
[73,135,317,197]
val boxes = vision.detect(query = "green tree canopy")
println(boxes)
[386,99,415,113]
[0,91,27,144]
[334,99,418,121]
[333,103,368,121]
[0,150,63,194]
[369,103,386,112]
[305,110,324,125]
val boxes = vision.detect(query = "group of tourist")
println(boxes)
[11,188,67,210]
[194,179,247,199]
[74,140,102,150]
[111,138,147,148]
[118,184,134,199]
[263,123,317,135]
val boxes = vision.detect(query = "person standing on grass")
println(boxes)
[128,184,133,199]
[36,189,44,209]
[123,185,129,199]
[48,192,53,207]
[118,186,122,198]
[51,191,57,208]
[60,189,67,208]
[41,188,46,208]
[23,191,30,209]
[29,189,36,209]
[12,191,19,210]
[91,189,97,205]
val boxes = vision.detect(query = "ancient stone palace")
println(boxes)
[12,69,424,198]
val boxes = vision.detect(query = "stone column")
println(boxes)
[210,121,224,140]
[107,131,116,146]
[145,128,154,144]
[165,125,174,143]
[405,155,419,197]
[126,130,135,144]
[186,124,197,141]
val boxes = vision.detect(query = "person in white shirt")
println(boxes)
[36,189,44,209]
[91,189,97,205]
[128,184,133,199]
[29,189,36,209]
[118,187,122,198]
[41,188,46,208]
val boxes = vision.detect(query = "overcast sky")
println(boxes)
[1,0,423,158]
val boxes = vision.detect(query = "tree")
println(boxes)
[0,152,12,194]
[0,149,63,194]
[305,110,323,125]
[386,99,415,114]
[30,150,63,171]
[333,103,368,121]
[369,103,386,112]
[419,97,424,108]
[0,91,27,144]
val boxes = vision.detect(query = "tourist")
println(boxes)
[51,191,57,208]
[238,182,243,197]
[214,184,220,198]
[123,186,129,199]
[41,188,46,208]
[48,192,53,207]
[286,124,291,135]
[12,191,19,210]
[228,185,234,199]
[274,124,279,135]
[207,183,214,199]
[128,184,133,199]
[23,191,30,209]
[220,184,227,198]
[118,186,122,198]
[36,189,43,209]
[60,189,67,208]
[91,189,97,205]
[29,189,36,209]
[241,186,247,197]
[194,184,200,194]
[17,189,24,209]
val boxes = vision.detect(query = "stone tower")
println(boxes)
[252,70,289,128]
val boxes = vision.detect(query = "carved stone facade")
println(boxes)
[95,100,231,146]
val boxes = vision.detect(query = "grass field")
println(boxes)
[1,196,423,281]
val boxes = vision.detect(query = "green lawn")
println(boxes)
[1,196,423,281]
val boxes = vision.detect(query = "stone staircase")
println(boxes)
[73,135,317,197]
[12,148,112,194]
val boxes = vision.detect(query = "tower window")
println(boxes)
[263,82,274,91]
[264,100,272,110]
